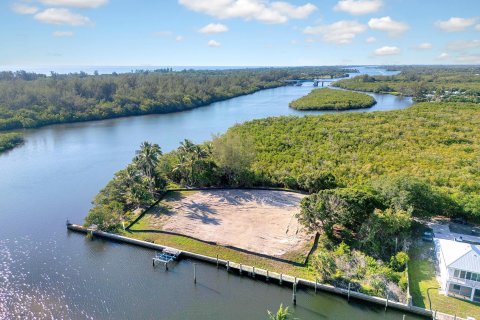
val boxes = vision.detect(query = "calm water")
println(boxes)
[0,68,419,319]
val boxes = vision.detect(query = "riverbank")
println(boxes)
[0,132,23,153]
[67,223,433,318]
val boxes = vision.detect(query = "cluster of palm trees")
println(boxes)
[85,141,166,230]
[172,139,213,186]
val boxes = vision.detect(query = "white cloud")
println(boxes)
[199,23,229,34]
[53,31,74,37]
[437,52,450,60]
[34,8,92,26]
[11,3,39,14]
[176,35,184,42]
[476,24,480,31]
[303,20,367,44]
[39,0,108,8]
[270,2,317,19]
[365,36,376,43]
[208,39,221,47]
[178,0,317,24]
[435,17,477,32]
[368,16,409,36]
[374,46,400,55]
[447,39,480,50]
[334,0,382,15]
[416,42,432,50]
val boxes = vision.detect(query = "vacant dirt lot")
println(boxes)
[146,189,312,257]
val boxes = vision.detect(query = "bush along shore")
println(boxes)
[0,132,23,153]
[289,88,376,111]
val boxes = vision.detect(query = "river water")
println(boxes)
[0,67,419,319]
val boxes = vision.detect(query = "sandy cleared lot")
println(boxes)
[148,189,312,257]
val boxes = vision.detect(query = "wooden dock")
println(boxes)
[67,223,434,318]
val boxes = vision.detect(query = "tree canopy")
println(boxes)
[289,88,376,111]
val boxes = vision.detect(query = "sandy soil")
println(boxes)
[150,189,312,257]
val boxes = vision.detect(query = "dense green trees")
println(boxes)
[289,88,376,110]
[226,102,480,220]
[0,133,23,152]
[333,66,480,102]
[0,67,354,132]
[299,188,379,238]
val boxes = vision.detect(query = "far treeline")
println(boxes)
[85,101,480,300]
[333,65,480,102]
[289,87,376,111]
[0,67,356,132]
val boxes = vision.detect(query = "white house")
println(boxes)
[436,238,480,302]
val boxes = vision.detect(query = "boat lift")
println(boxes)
[152,247,182,270]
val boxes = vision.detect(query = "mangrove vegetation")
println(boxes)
[289,88,376,111]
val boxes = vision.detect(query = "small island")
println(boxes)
[289,87,376,111]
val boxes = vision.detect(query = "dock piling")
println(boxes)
[279,273,283,285]
[348,282,351,301]
[165,261,168,271]
[193,263,197,284]
[216,254,219,268]
[315,278,317,293]
[385,293,388,310]
[266,270,269,281]
[227,260,230,271]
[239,264,242,275]
[292,282,297,305]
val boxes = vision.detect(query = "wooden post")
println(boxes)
[165,262,168,271]
[252,267,255,278]
[216,254,219,268]
[385,293,388,310]
[227,261,230,271]
[152,258,155,267]
[315,278,317,293]
[403,315,405,320]
[292,282,297,305]
[193,263,197,284]
[266,270,269,281]
[239,264,242,275]
[280,273,283,285]
[348,282,351,301]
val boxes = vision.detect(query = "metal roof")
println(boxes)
[438,238,480,273]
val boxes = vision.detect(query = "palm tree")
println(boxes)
[267,304,292,320]
[134,141,162,179]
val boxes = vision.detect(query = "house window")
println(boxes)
[467,272,472,280]
[453,284,461,290]
[460,271,466,279]
[454,269,460,277]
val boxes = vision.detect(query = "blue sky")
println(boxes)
[1,0,480,68]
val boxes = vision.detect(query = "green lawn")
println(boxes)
[409,243,480,319]
[123,227,316,279]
